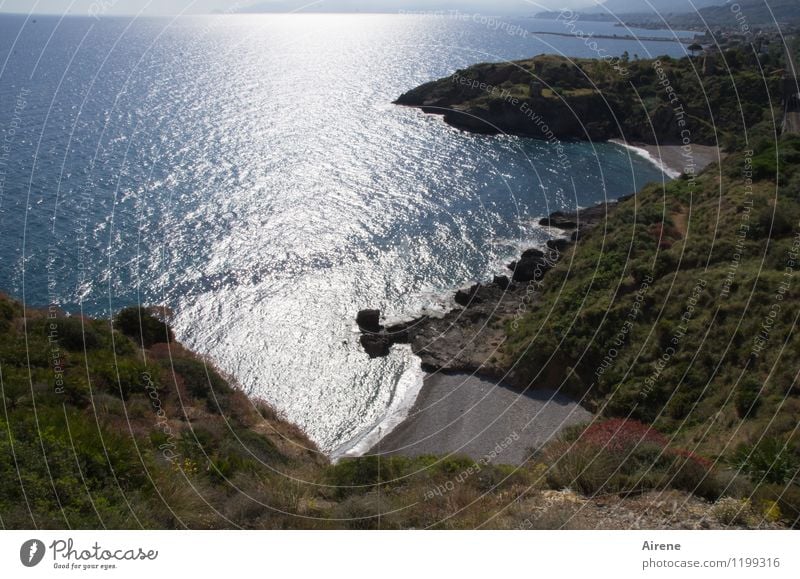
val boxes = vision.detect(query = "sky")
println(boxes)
[0,0,597,16]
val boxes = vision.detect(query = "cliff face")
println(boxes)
[396,53,784,148]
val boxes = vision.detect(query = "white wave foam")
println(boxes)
[331,347,424,461]
[610,139,681,179]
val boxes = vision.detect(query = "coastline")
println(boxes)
[331,346,424,462]
[609,139,725,177]
[350,51,734,462]
[354,198,625,461]
[369,372,593,465]
[355,138,724,461]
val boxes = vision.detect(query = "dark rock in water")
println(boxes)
[520,248,545,261]
[547,238,571,253]
[510,248,559,283]
[455,284,482,307]
[493,275,511,290]
[540,203,612,233]
[355,314,416,358]
[384,322,411,344]
[356,309,382,333]
[539,212,578,230]
[360,333,391,358]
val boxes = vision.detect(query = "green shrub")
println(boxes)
[114,307,174,348]
[711,497,754,526]
[751,148,777,181]
[753,484,800,528]
[732,438,798,485]
[752,203,797,240]
[735,379,762,418]
[0,299,15,333]
[167,357,230,400]
[50,317,101,351]
[326,456,409,497]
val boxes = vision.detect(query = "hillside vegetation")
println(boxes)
[1,296,787,528]
[503,135,800,527]
[396,46,786,148]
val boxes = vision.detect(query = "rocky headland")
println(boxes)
[394,53,779,150]
[356,198,625,385]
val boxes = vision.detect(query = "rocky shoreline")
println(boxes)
[356,198,628,383]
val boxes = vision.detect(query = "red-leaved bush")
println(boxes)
[542,419,722,499]
[578,418,668,452]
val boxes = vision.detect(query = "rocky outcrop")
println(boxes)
[356,309,382,333]
[357,314,412,358]
[402,88,614,141]
[372,278,517,375]
[357,200,620,372]
[538,197,629,231]
[393,55,730,145]
[507,248,560,283]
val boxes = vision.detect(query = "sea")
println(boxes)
[0,12,693,456]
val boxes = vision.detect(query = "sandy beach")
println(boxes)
[611,139,726,177]
[370,372,593,466]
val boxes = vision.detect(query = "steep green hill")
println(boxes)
[0,299,327,528]
[502,135,800,524]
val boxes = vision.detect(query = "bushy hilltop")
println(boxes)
[502,136,800,527]
[0,297,327,528]
[395,45,788,148]
[0,295,789,529]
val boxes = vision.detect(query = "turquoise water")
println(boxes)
[0,13,686,452]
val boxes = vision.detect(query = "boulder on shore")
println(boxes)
[508,248,558,283]
[493,275,511,290]
[356,309,382,333]
[547,238,570,253]
[455,284,482,307]
[360,333,391,358]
